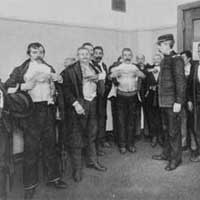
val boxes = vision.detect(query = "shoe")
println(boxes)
[73,170,82,182]
[24,188,36,200]
[151,137,157,148]
[97,150,106,156]
[46,179,67,189]
[119,147,126,154]
[86,162,107,172]
[190,154,200,162]
[152,154,168,161]
[165,160,182,171]
[127,146,136,153]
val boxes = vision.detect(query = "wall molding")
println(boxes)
[0,16,177,33]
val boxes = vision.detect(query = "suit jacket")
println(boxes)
[188,61,200,132]
[4,59,55,90]
[145,66,160,107]
[62,61,105,107]
[158,52,186,107]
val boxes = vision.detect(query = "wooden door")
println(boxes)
[178,2,200,54]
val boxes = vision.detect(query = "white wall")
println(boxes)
[0,18,137,81]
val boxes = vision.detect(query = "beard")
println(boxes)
[95,56,102,63]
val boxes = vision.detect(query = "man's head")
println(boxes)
[121,48,133,64]
[82,42,94,58]
[136,54,145,65]
[157,34,175,55]
[27,42,45,62]
[180,50,192,65]
[64,57,76,68]
[153,53,162,66]
[93,46,104,63]
[77,47,90,64]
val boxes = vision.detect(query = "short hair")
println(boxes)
[27,42,45,55]
[77,46,89,55]
[122,48,132,55]
[82,42,93,48]
[93,46,104,53]
[180,50,192,59]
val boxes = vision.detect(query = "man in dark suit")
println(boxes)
[93,46,111,156]
[188,44,200,162]
[152,34,186,171]
[135,54,152,138]
[62,47,107,183]
[145,54,163,147]
[5,42,67,200]
[180,51,197,154]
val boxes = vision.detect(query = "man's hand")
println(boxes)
[51,73,63,83]
[173,103,181,113]
[73,101,85,115]
[188,101,193,112]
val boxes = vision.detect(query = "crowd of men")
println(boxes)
[1,33,200,200]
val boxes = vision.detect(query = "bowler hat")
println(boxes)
[6,91,34,118]
[157,34,174,44]
[0,81,34,118]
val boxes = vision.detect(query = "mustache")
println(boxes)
[35,57,44,62]
[125,58,131,62]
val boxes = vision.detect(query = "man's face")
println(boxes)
[153,55,162,66]
[157,41,171,55]
[29,47,45,62]
[181,54,190,65]
[136,55,145,65]
[122,50,132,64]
[77,49,90,64]
[93,49,103,63]
[83,45,94,58]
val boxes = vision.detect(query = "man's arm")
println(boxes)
[172,56,186,105]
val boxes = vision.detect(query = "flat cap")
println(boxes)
[157,34,174,43]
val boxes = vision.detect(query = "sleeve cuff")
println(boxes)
[72,101,79,107]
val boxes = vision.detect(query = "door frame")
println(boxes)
[177,1,200,52]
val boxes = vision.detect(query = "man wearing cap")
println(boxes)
[5,42,67,199]
[152,34,186,171]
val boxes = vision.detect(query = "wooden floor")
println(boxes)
[8,140,200,200]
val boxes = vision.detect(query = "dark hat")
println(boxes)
[157,34,174,44]
[0,81,34,118]
[6,91,34,118]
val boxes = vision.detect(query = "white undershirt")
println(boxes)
[24,61,54,103]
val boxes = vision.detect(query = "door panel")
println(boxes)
[183,7,200,51]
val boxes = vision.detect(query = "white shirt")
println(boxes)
[81,64,97,101]
[98,61,107,80]
[184,63,191,77]
[198,65,200,82]
[24,61,54,103]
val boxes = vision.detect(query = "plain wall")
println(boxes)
[0,18,138,82]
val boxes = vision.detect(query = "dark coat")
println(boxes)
[145,67,159,107]
[62,61,104,147]
[4,59,55,90]
[158,52,186,107]
[188,61,200,132]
